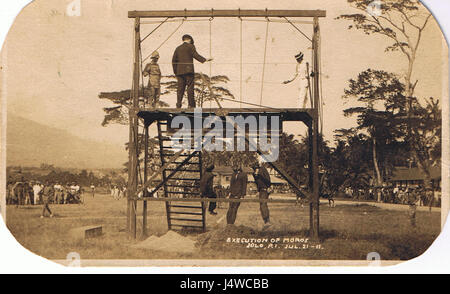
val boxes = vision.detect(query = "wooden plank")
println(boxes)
[128,17,140,239]
[139,107,313,114]
[137,197,301,204]
[69,225,103,241]
[128,9,326,18]
[310,17,321,239]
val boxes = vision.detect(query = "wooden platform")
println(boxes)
[137,108,316,125]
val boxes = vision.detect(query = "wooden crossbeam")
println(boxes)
[129,9,326,19]
[136,197,300,204]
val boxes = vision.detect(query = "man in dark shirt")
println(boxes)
[172,34,212,108]
[200,164,217,215]
[252,162,272,229]
[226,164,248,225]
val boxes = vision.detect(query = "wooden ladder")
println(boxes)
[156,120,206,232]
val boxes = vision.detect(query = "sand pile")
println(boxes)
[131,230,197,254]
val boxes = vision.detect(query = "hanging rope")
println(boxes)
[141,17,170,43]
[142,19,186,63]
[317,23,324,135]
[209,16,213,109]
[260,18,270,105]
[239,15,243,108]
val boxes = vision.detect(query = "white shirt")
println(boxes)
[33,185,42,194]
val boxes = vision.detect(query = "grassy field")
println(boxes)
[5,192,441,262]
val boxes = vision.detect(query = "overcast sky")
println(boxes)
[2,0,447,146]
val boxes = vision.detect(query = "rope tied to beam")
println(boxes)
[140,17,170,43]
[283,16,313,43]
[260,17,270,105]
[142,19,186,63]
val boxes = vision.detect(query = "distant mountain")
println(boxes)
[6,114,127,169]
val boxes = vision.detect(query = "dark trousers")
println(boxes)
[208,192,217,212]
[42,202,52,217]
[202,192,217,213]
[259,189,270,223]
[176,73,196,108]
[226,195,241,224]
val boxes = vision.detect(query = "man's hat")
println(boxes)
[206,164,215,172]
[182,34,194,43]
[151,51,160,59]
[295,52,304,63]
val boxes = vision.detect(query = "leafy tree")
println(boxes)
[337,0,438,189]
[337,0,432,108]
[342,69,407,200]
[408,97,442,187]
[275,133,332,190]
[333,130,373,193]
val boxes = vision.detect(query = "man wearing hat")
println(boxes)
[200,164,217,215]
[226,164,248,225]
[143,51,161,108]
[172,34,212,108]
[252,161,272,230]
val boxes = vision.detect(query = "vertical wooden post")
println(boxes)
[308,121,314,233]
[128,17,140,239]
[310,17,320,239]
[142,122,149,237]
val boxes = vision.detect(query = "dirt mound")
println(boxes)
[131,230,197,254]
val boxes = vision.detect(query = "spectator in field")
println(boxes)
[200,164,217,215]
[33,182,42,205]
[252,162,272,230]
[13,178,26,207]
[119,186,125,199]
[226,164,248,225]
[113,186,120,200]
[6,181,14,205]
[90,184,95,198]
[54,182,63,204]
[40,182,54,218]
[23,182,32,205]
[406,187,418,227]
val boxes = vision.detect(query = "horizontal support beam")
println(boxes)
[135,197,304,204]
[137,108,315,124]
[129,9,326,19]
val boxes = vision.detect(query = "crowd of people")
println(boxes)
[110,185,127,200]
[6,179,84,207]
[343,185,440,207]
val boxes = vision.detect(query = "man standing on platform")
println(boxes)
[226,164,248,225]
[252,161,272,230]
[172,34,212,108]
[143,51,162,108]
